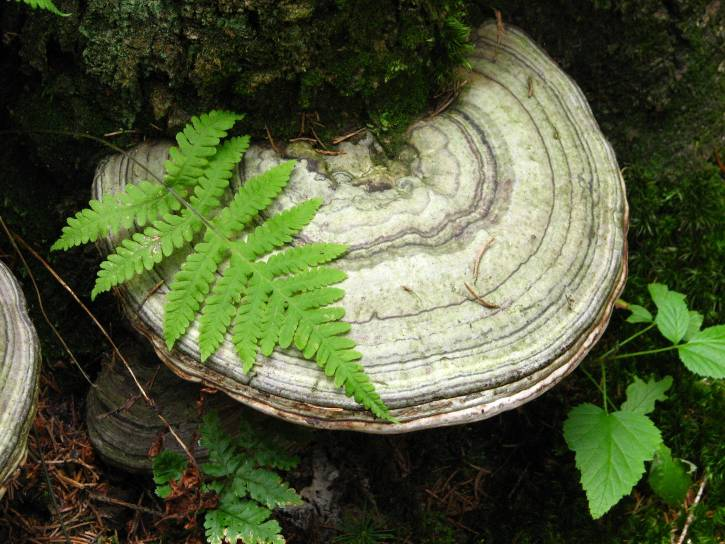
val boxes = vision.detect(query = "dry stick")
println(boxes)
[0,216,95,388]
[675,474,708,544]
[331,128,365,145]
[464,282,499,309]
[265,125,282,155]
[472,237,495,283]
[87,492,161,516]
[7,232,197,469]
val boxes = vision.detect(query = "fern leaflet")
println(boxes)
[54,110,393,422]
[17,0,69,16]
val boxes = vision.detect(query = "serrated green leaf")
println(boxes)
[648,283,690,344]
[626,304,653,324]
[684,311,704,342]
[648,444,692,506]
[677,325,725,378]
[563,404,662,518]
[152,450,188,499]
[621,375,672,415]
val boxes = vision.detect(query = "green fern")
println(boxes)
[17,0,70,16]
[53,110,393,422]
[152,411,302,544]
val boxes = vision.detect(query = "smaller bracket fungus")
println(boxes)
[0,260,40,495]
[93,21,627,433]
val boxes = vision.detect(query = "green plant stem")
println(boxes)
[579,366,617,412]
[611,344,682,361]
[595,323,657,362]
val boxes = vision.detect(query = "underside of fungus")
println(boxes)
[0,261,40,493]
[94,21,627,433]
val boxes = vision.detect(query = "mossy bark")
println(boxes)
[2,0,469,169]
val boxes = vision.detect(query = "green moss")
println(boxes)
[4,0,472,156]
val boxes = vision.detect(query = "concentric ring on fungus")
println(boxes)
[94,21,627,433]
[0,261,40,494]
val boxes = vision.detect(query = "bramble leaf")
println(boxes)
[648,283,689,344]
[563,403,662,518]
[677,325,725,378]
[684,310,704,342]
[626,304,653,324]
[620,375,672,415]
[648,444,692,506]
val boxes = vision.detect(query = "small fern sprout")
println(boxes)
[54,111,394,422]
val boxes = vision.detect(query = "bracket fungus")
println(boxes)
[0,260,40,494]
[93,22,627,433]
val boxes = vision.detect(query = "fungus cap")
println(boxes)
[94,22,627,433]
[0,261,40,493]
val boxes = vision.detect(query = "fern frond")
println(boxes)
[240,199,322,260]
[264,243,348,277]
[199,254,251,361]
[204,496,283,544]
[164,111,243,188]
[236,420,300,471]
[91,214,199,299]
[60,110,393,421]
[216,161,297,237]
[231,460,301,509]
[275,268,348,296]
[164,238,227,349]
[93,136,248,301]
[17,0,70,16]
[51,181,183,251]
[232,274,271,372]
[200,412,241,478]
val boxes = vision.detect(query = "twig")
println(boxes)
[331,128,365,145]
[472,237,495,283]
[494,9,505,61]
[0,216,95,388]
[87,492,161,515]
[103,129,140,138]
[265,125,282,155]
[6,232,198,469]
[310,125,327,149]
[464,282,499,309]
[675,474,708,544]
[315,148,345,156]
